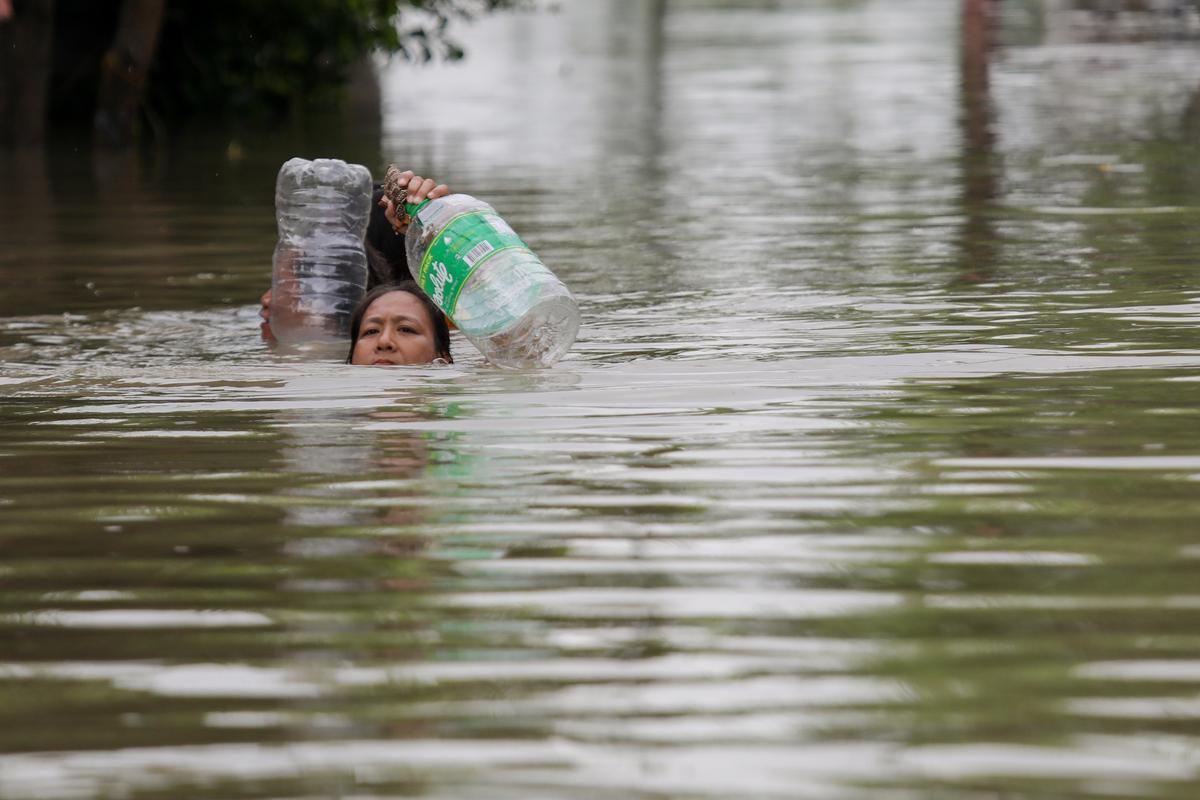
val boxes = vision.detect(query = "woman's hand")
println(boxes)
[381,170,451,234]
[258,289,277,343]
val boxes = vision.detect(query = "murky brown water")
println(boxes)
[3,1,1200,797]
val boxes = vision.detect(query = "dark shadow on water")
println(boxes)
[0,103,390,319]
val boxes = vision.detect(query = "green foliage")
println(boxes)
[145,0,519,124]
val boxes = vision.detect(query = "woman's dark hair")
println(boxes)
[346,281,453,364]
[364,185,413,287]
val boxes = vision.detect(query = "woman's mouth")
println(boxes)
[371,358,398,366]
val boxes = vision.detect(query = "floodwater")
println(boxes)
[2,1,1200,797]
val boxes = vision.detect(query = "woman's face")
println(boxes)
[350,291,440,366]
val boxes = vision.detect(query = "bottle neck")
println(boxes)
[405,199,432,219]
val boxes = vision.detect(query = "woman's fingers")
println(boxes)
[386,170,451,203]
[392,169,415,188]
[259,289,272,320]
[381,196,404,232]
[405,176,438,203]
[381,169,450,224]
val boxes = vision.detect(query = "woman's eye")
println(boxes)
[363,327,379,336]
[399,326,417,335]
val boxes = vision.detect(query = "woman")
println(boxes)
[346,281,453,366]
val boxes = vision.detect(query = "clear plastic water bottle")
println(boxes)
[403,194,580,368]
[270,157,372,345]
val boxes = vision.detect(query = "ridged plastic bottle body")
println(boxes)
[270,158,372,345]
[404,194,579,368]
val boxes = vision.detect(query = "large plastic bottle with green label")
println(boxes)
[403,194,579,369]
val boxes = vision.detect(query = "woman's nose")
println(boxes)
[376,328,396,350]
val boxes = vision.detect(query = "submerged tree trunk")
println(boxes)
[93,0,165,149]
[0,0,56,149]
[957,0,998,285]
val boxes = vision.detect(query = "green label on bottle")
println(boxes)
[412,207,528,315]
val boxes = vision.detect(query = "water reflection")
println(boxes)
[4,1,1200,798]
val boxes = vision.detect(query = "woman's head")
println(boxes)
[347,282,452,366]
